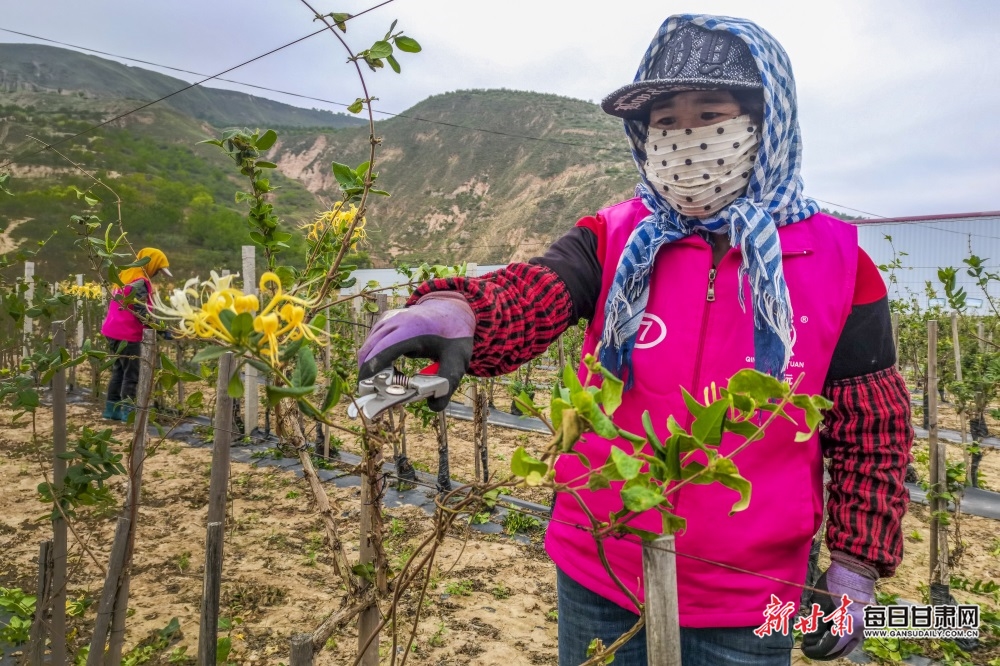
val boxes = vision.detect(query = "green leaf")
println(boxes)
[265,384,314,406]
[609,447,641,481]
[352,562,376,582]
[620,525,661,542]
[347,98,364,114]
[292,347,318,388]
[642,411,665,455]
[329,12,350,31]
[661,512,687,535]
[557,407,582,452]
[227,371,244,399]
[587,472,611,491]
[255,161,277,169]
[711,458,752,514]
[321,376,342,412]
[369,40,393,58]
[571,390,617,439]
[229,312,254,343]
[691,397,729,446]
[562,364,583,394]
[727,368,787,403]
[191,346,229,363]
[550,397,571,430]
[599,370,624,417]
[511,446,549,486]
[621,483,665,513]
[724,419,761,440]
[216,636,232,663]
[792,394,833,433]
[394,35,422,52]
[256,129,278,151]
[332,161,361,189]
[386,54,400,73]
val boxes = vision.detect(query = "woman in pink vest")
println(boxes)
[359,14,912,665]
[100,247,171,421]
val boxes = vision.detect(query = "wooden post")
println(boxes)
[357,460,382,666]
[23,261,34,360]
[557,335,566,371]
[642,535,682,666]
[951,312,970,484]
[323,315,331,458]
[207,352,235,526]
[50,323,68,666]
[199,522,224,666]
[71,274,84,389]
[105,329,157,665]
[472,380,490,481]
[928,321,949,586]
[199,353,236,665]
[979,321,986,353]
[88,518,131,666]
[28,540,53,664]
[176,342,185,409]
[242,246,258,435]
[436,411,451,494]
[476,386,490,483]
[290,633,314,666]
[357,300,388,666]
[472,382,483,483]
[891,312,900,370]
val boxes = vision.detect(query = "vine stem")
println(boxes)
[300,0,383,311]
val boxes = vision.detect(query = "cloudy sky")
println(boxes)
[2,0,998,218]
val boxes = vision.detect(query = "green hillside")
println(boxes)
[270,89,637,265]
[0,43,364,130]
[0,47,644,280]
[0,94,330,282]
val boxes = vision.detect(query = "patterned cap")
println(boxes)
[602,22,762,120]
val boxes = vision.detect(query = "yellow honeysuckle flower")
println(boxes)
[234,294,259,314]
[153,269,326,366]
[253,312,281,365]
[303,201,366,249]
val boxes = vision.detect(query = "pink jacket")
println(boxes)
[100,278,151,343]
[545,198,858,627]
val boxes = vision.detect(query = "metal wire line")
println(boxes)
[0,0,398,171]
[1,27,960,240]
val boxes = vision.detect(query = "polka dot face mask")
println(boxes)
[643,115,760,218]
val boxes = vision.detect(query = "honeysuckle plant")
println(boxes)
[510,357,832,542]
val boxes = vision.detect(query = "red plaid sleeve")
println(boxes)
[822,366,913,576]
[407,263,575,376]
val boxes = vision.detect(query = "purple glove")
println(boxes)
[358,292,475,411]
[801,552,877,660]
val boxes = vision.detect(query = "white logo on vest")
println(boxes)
[635,313,668,349]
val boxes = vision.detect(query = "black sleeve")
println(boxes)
[825,295,896,382]
[528,226,603,322]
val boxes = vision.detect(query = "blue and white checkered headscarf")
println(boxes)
[598,14,819,388]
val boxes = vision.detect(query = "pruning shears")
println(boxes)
[348,362,449,420]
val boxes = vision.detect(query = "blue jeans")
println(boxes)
[557,569,792,665]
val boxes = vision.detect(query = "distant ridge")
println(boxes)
[0,43,365,129]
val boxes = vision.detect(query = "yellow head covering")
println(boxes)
[119,247,170,285]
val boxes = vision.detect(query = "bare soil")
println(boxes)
[0,401,559,665]
[3,392,1000,665]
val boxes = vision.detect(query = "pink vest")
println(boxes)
[100,278,151,343]
[545,198,858,628]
